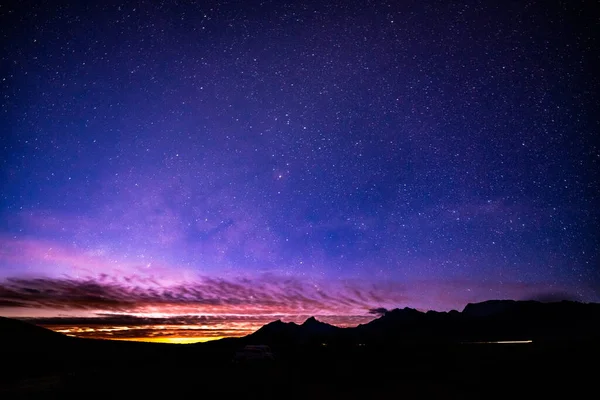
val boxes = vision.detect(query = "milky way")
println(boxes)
[1,0,598,341]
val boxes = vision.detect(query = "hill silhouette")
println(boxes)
[1,300,599,397]
[0,316,73,352]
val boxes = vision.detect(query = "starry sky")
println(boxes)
[1,0,599,342]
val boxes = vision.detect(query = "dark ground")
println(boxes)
[0,339,597,399]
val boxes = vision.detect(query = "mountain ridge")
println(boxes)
[244,299,600,346]
[2,300,600,349]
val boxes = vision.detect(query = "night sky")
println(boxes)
[1,0,598,342]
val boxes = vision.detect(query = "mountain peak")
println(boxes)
[301,316,339,334]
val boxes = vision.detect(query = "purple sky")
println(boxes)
[1,0,598,341]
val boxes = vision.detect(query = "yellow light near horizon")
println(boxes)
[112,337,225,344]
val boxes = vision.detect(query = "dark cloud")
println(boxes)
[0,299,29,308]
[0,278,138,310]
[22,314,260,326]
[368,307,389,316]
[0,275,402,315]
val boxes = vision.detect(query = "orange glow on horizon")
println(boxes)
[112,337,225,344]
[34,314,376,343]
[43,324,250,342]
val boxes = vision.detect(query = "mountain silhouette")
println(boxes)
[2,300,599,352]
[2,300,598,397]
[245,317,342,346]
[244,300,600,347]
[301,316,340,334]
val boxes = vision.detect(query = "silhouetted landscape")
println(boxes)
[2,300,599,398]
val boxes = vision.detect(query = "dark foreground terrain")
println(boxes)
[2,300,599,399]
[1,336,598,399]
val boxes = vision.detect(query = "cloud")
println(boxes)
[2,273,587,318]
[0,275,407,316]
[368,307,389,316]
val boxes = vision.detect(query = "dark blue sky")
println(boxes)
[1,0,598,329]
